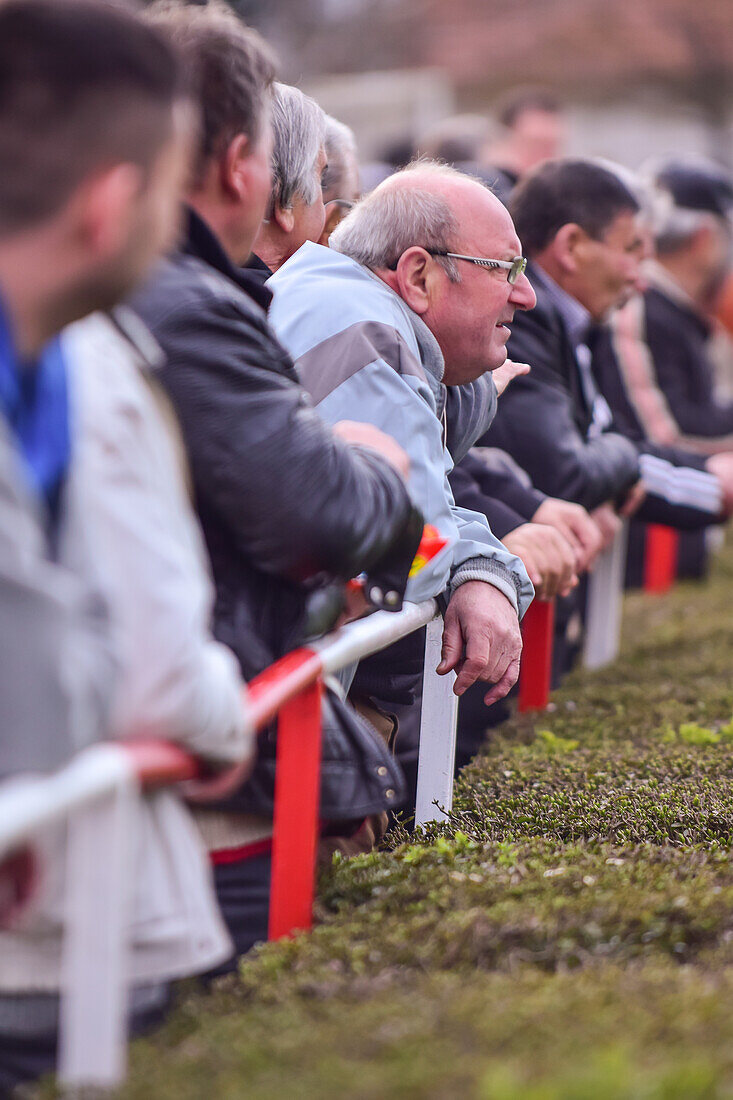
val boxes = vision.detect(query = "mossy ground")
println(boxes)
[43,539,733,1098]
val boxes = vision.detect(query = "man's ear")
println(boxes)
[71,163,143,259]
[394,247,435,314]
[271,201,295,234]
[220,133,252,202]
[553,222,585,275]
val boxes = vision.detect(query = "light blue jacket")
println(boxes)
[268,243,533,616]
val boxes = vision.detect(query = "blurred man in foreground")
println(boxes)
[0,0,240,1089]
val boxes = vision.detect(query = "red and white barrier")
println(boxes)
[644,524,679,593]
[0,584,582,1087]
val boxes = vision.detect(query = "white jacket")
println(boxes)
[0,310,251,990]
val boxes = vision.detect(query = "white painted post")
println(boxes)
[58,755,139,1089]
[415,615,458,826]
[583,520,629,670]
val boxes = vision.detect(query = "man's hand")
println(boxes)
[333,420,410,479]
[532,498,604,573]
[590,502,623,550]
[503,523,578,600]
[619,479,646,518]
[706,452,733,514]
[492,358,531,397]
[437,580,522,705]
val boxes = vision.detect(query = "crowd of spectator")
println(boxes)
[0,0,732,1090]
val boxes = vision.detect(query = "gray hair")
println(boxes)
[269,82,325,214]
[649,193,719,254]
[322,115,358,201]
[329,161,465,280]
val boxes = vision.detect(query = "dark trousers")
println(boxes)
[0,983,170,1097]
[205,853,272,981]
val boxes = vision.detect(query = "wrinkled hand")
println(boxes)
[0,847,36,928]
[437,580,522,705]
[333,420,410,479]
[590,502,623,550]
[503,522,578,600]
[492,358,531,397]
[706,452,733,514]
[619,479,646,518]
[532,497,604,573]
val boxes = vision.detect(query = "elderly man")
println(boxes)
[249,83,327,279]
[0,0,243,1088]
[319,115,360,245]
[269,161,536,716]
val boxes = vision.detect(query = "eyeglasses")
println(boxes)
[428,250,528,284]
[324,198,355,212]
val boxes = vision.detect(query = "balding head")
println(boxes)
[331,159,536,384]
[331,160,510,279]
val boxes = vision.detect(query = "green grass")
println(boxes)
[38,538,733,1099]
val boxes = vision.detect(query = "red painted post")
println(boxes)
[268,680,323,940]
[644,524,678,594]
[518,599,555,713]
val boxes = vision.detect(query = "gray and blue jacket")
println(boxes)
[268,242,533,617]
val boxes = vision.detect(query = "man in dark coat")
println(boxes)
[482,159,729,672]
[133,2,422,966]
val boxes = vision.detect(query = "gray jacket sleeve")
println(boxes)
[0,427,114,778]
[443,375,498,465]
[313,358,534,616]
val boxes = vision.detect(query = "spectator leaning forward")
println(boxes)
[134,0,424,969]
[268,161,537,784]
[0,0,223,1090]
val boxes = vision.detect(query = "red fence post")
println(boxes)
[268,680,323,940]
[644,524,679,594]
[518,599,555,713]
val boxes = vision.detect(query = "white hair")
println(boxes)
[329,160,469,280]
[269,82,325,213]
[322,115,358,201]
[640,157,726,254]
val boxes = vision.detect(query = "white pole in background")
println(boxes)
[584,521,629,670]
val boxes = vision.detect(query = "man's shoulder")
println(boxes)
[268,242,417,356]
[131,250,269,336]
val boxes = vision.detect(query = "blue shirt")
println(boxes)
[0,292,70,534]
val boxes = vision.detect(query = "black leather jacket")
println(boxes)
[481,264,640,510]
[129,210,423,818]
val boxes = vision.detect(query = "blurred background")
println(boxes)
[225,0,732,171]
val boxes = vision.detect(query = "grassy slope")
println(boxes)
[62,542,733,1098]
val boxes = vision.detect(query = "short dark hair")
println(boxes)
[0,0,186,235]
[511,158,641,256]
[496,88,562,131]
[147,0,276,185]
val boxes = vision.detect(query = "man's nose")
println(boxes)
[510,272,537,311]
[631,259,648,295]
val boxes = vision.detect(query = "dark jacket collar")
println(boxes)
[244,252,274,285]
[182,206,273,312]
